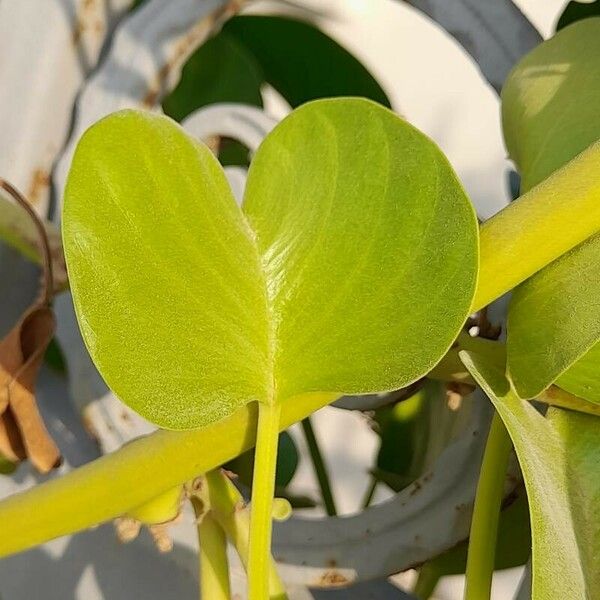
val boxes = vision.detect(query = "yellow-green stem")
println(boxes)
[464,411,513,600]
[0,392,335,559]
[248,402,283,600]
[191,496,231,600]
[413,563,441,600]
[474,141,600,311]
[206,470,287,599]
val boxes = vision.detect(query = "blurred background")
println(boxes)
[0,1,582,598]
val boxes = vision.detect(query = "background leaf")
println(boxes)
[242,98,478,400]
[556,0,600,31]
[507,233,600,399]
[462,350,600,600]
[502,19,600,401]
[373,385,431,492]
[372,380,472,493]
[223,16,391,108]
[556,341,600,403]
[163,15,390,127]
[162,32,263,123]
[502,18,600,192]
[63,111,272,430]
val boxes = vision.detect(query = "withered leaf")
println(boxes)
[0,305,61,473]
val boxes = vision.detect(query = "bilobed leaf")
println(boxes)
[462,350,600,600]
[507,233,600,399]
[223,16,390,108]
[162,31,263,123]
[502,18,600,192]
[64,99,478,430]
[64,111,272,430]
[242,99,478,399]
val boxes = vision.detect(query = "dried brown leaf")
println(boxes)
[0,305,61,473]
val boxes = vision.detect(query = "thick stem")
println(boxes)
[191,496,231,600]
[300,417,337,516]
[0,144,597,557]
[206,470,287,599]
[474,140,600,311]
[248,402,282,600]
[464,411,513,600]
[0,392,336,558]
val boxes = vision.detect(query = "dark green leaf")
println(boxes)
[223,15,390,108]
[0,454,17,475]
[374,381,440,491]
[556,1,600,31]
[44,338,67,375]
[162,31,263,123]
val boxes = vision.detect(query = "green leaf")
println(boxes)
[163,15,390,127]
[502,17,600,192]
[0,454,17,475]
[374,385,431,491]
[44,337,67,375]
[63,110,272,430]
[462,350,600,600]
[242,98,478,399]
[218,138,251,168]
[162,31,263,123]
[502,19,600,401]
[507,233,600,399]
[64,98,478,430]
[556,341,600,403]
[223,16,391,108]
[556,1,600,31]
[374,380,462,492]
